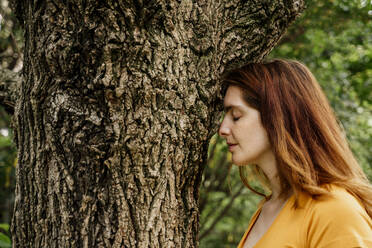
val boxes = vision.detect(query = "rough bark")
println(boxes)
[8,0,304,247]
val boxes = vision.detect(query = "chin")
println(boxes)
[232,154,258,166]
[232,157,247,166]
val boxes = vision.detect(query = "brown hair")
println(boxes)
[222,59,372,217]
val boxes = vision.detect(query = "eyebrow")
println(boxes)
[223,104,244,112]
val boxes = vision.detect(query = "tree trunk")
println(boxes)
[9,0,304,247]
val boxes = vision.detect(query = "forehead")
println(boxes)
[223,86,246,108]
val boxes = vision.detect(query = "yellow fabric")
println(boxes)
[237,185,372,248]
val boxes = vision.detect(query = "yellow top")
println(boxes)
[237,185,372,248]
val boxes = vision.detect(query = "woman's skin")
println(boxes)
[219,85,282,199]
[219,86,291,248]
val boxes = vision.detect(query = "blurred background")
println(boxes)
[0,0,371,247]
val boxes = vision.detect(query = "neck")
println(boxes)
[255,149,287,201]
[268,173,283,201]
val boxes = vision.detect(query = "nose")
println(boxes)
[219,118,230,137]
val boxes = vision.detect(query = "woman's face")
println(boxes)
[219,86,272,166]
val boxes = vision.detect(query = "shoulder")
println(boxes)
[311,185,367,218]
[304,185,372,248]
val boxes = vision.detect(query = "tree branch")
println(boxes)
[0,68,21,115]
[199,184,245,240]
[219,0,306,69]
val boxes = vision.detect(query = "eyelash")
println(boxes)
[223,110,241,122]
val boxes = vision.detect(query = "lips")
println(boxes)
[227,143,237,151]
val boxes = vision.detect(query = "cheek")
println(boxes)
[255,126,271,150]
[251,126,270,146]
[235,122,271,161]
[240,118,268,143]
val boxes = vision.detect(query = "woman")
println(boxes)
[219,59,372,248]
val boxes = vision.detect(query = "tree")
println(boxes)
[1,0,304,247]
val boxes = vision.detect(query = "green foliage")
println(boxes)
[0,117,16,224]
[0,0,20,227]
[0,0,23,71]
[0,130,15,187]
[0,223,11,248]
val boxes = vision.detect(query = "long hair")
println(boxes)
[222,59,372,217]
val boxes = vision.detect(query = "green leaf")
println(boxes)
[0,240,11,248]
[0,232,11,248]
[0,224,8,232]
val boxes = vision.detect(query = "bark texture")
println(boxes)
[8,0,304,247]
